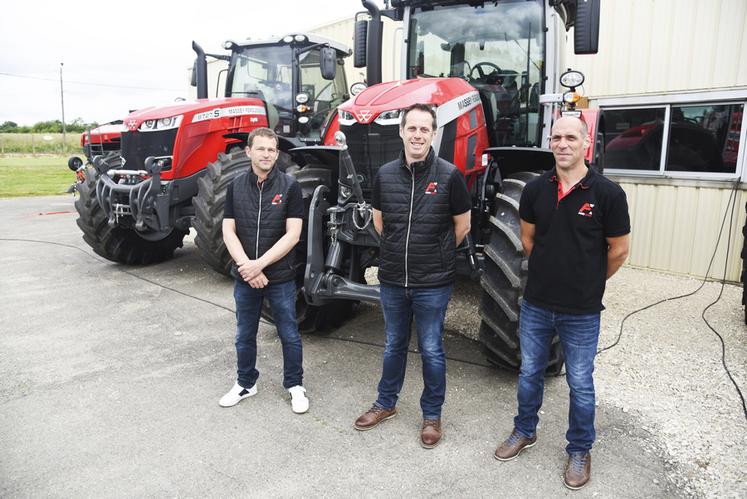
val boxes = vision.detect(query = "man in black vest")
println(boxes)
[354,104,472,449]
[493,117,630,489]
[218,127,309,414]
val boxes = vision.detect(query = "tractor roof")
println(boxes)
[227,33,350,56]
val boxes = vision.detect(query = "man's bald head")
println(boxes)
[550,116,591,172]
[552,116,588,137]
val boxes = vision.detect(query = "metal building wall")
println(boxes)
[615,178,745,281]
[565,0,747,97]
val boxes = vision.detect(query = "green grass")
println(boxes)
[0,155,76,197]
[0,133,80,154]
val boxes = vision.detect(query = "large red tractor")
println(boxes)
[74,34,351,277]
[288,0,604,371]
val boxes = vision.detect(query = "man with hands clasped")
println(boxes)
[219,127,309,414]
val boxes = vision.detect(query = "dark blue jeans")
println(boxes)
[233,279,303,389]
[375,283,453,419]
[514,299,601,454]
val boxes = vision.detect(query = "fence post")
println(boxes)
[31,134,35,156]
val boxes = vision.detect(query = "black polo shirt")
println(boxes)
[519,167,630,314]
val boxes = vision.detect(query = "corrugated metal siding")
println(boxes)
[565,0,747,97]
[617,180,746,282]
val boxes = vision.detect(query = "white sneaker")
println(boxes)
[288,385,309,414]
[219,382,257,407]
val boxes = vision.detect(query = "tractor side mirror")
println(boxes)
[320,47,337,81]
[574,0,600,54]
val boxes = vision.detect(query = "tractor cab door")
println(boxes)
[296,49,348,141]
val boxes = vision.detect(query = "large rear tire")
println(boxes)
[192,150,252,275]
[478,171,564,375]
[74,168,186,264]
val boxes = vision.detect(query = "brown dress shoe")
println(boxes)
[420,419,442,449]
[354,405,397,431]
[494,429,537,461]
[564,452,591,490]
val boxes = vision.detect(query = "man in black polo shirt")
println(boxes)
[218,127,309,414]
[494,117,630,489]
[353,103,472,449]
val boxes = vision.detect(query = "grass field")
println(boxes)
[0,155,76,197]
[0,133,80,154]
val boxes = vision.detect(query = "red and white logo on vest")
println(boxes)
[271,193,283,205]
[578,202,594,217]
[425,182,438,195]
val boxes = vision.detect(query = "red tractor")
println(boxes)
[287,0,604,370]
[74,34,351,278]
[67,121,124,192]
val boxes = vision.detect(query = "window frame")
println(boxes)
[597,89,747,182]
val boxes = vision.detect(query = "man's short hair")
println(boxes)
[247,127,279,148]
[400,103,438,131]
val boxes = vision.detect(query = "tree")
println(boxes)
[0,121,18,132]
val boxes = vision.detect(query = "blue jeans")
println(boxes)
[375,283,453,419]
[514,300,600,454]
[233,279,303,389]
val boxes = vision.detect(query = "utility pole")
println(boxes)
[59,62,67,146]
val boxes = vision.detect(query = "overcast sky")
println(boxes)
[0,0,364,125]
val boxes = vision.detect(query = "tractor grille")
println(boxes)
[120,129,177,170]
[339,122,402,199]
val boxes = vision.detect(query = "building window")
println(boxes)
[666,104,742,174]
[604,107,666,171]
[601,101,744,178]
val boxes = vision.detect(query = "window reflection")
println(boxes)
[665,104,742,174]
[603,108,666,171]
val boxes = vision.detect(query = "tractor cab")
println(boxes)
[405,1,545,148]
[221,34,351,144]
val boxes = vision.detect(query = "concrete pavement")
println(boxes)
[1,195,680,497]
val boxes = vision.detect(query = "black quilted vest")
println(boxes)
[377,149,458,288]
[230,166,296,284]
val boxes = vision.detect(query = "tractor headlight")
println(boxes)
[374,109,402,125]
[338,109,356,126]
[139,115,183,132]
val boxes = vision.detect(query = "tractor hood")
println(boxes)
[338,78,479,125]
[121,97,267,132]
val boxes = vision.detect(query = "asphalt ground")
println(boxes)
[1,195,744,498]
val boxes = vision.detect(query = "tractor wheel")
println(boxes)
[74,167,187,264]
[192,150,253,275]
[260,165,355,334]
[478,172,564,375]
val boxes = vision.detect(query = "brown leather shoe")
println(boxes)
[494,429,537,461]
[564,452,591,490]
[354,405,397,431]
[420,419,442,449]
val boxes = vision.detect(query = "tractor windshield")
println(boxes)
[229,44,294,135]
[407,0,545,147]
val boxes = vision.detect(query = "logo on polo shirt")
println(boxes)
[578,202,594,217]
[271,193,283,205]
[425,182,438,195]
